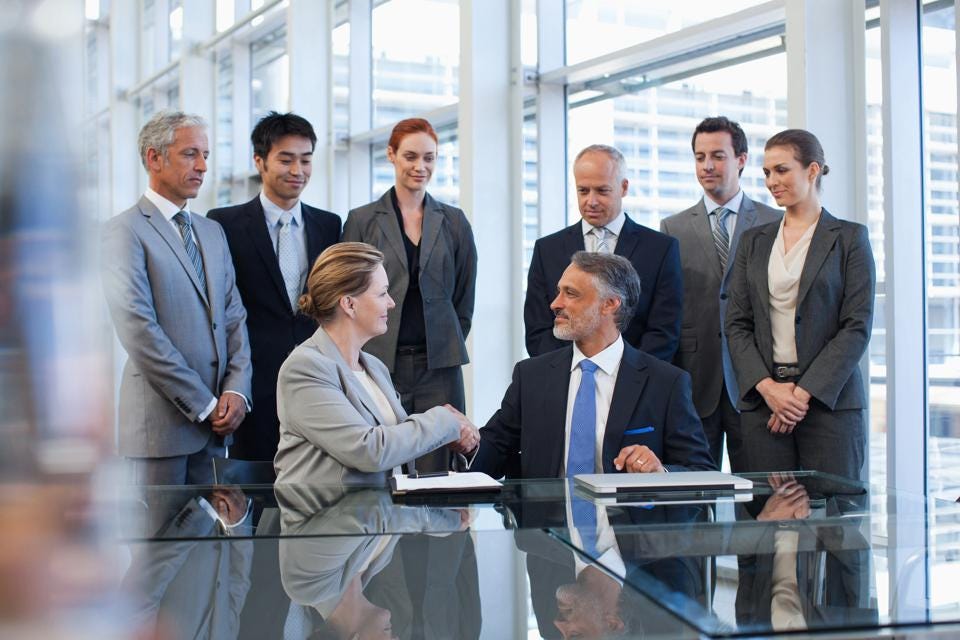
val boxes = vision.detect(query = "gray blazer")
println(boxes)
[273,327,460,485]
[660,196,781,417]
[342,190,478,371]
[725,209,876,411]
[101,196,252,458]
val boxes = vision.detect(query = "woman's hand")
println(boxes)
[756,377,809,425]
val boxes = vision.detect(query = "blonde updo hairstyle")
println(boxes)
[299,242,385,325]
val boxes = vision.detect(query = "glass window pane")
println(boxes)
[568,52,786,229]
[251,26,289,127]
[333,19,350,142]
[215,50,234,206]
[371,0,459,128]
[168,0,183,61]
[565,0,771,66]
[923,1,959,500]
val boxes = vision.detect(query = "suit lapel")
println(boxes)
[418,193,444,271]
[601,344,649,469]
[139,197,209,306]
[728,197,759,281]
[192,218,219,317]
[373,190,407,268]
[543,350,574,478]
[752,224,777,324]
[612,215,640,260]
[243,197,290,308]
[361,351,408,423]
[302,205,326,267]
[797,210,841,308]
[690,202,722,280]
[311,329,386,425]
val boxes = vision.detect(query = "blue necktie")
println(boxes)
[567,359,599,477]
[173,210,207,294]
[568,359,599,556]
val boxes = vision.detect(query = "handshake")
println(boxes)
[443,404,480,455]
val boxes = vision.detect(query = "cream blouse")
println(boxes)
[768,216,820,364]
[352,368,399,426]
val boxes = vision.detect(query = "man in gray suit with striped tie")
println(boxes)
[660,116,780,471]
[102,111,252,485]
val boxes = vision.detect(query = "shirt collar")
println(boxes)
[580,210,626,238]
[144,187,189,222]
[703,189,744,216]
[570,334,624,376]
[260,191,302,228]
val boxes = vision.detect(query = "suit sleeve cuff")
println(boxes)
[197,397,218,422]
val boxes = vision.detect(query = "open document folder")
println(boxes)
[390,471,502,495]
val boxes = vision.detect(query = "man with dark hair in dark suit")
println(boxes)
[208,112,341,461]
[524,144,682,361]
[464,251,715,479]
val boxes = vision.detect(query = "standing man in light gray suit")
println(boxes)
[660,116,780,470]
[102,111,252,485]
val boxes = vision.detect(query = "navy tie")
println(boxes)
[173,210,207,294]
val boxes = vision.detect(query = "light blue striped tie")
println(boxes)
[712,207,731,271]
[173,211,206,294]
[568,359,598,477]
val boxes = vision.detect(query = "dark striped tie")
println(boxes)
[173,211,207,294]
[712,207,731,271]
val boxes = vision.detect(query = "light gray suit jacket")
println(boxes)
[273,327,460,485]
[661,196,781,417]
[725,209,876,411]
[102,196,252,458]
[342,190,477,371]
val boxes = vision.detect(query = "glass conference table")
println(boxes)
[116,471,960,639]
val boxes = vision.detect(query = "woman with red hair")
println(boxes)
[343,118,478,472]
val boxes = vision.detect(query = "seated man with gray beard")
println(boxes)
[463,251,716,479]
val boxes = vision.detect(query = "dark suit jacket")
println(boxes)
[524,215,683,361]
[471,341,716,479]
[342,190,477,372]
[207,196,341,460]
[725,209,875,411]
[661,196,781,417]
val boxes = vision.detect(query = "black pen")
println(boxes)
[409,471,450,479]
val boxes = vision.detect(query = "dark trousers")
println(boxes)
[738,402,865,482]
[700,385,744,472]
[392,349,465,473]
[127,432,224,485]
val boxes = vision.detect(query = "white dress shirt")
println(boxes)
[562,336,624,475]
[142,188,249,422]
[260,191,309,295]
[580,211,626,253]
[703,189,744,238]
[768,216,820,363]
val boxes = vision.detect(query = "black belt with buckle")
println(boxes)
[773,364,802,379]
[397,344,428,356]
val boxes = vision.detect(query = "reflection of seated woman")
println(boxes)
[274,243,475,485]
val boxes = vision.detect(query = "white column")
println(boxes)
[180,1,216,213]
[785,0,865,223]
[459,0,516,420]
[347,0,373,210]
[288,1,332,209]
[536,0,567,236]
[881,0,928,618]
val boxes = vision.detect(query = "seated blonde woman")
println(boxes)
[274,242,476,485]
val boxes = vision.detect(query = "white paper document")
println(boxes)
[390,472,502,495]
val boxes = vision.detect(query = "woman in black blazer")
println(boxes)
[725,129,875,481]
[342,118,478,472]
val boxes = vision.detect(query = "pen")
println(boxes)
[409,471,450,479]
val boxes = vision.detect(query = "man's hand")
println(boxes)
[756,378,808,425]
[210,393,246,436]
[613,445,665,473]
[210,487,248,526]
[767,413,797,435]
[757,473,810,521]
[444,404,480,454]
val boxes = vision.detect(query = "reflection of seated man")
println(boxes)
[462,251,715,478]
[123,487,253,639]
[735,473,875,633]
[278,487,477,640]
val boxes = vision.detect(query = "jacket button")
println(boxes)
[795,316,801,323]
[210,361,217,367]
[720,293,728,300]
[212,322,218,330]
[717,332,722,338]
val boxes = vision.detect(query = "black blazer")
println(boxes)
[524,215,683,361]
[725,209,875,412]
[471,341,716,479]
[207,196,341,460]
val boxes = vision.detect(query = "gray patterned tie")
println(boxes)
[173,210,206,294]
[712,207,731,271]
[277,211,301,311]
[594,227,611,254]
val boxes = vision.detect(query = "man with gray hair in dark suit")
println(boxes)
[660,116,780,471]
[102,111,252,485]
